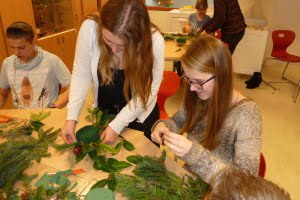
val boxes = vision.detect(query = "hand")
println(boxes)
[201,30,208,36]
[61,120,77,144]
[183,25,192,33]
[196,26,203,33]
[101,126,119,144]
[163,131,193,157]
[151,122,169,145]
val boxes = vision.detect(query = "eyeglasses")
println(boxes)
[183,74,215,90]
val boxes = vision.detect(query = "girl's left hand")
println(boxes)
[163,131,193,157]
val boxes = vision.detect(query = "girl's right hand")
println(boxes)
[61,120,77,144]
[151,122,169,145]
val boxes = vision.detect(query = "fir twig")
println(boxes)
[91,151,208,200]
[0,111,67,197]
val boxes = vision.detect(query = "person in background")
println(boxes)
[208,165,291,200]
[200,0,262,89]
[151,36,262,183]
[61,0,164,144]
[200,0,246,54]
[182,0,211,34]
[0,21,70,109]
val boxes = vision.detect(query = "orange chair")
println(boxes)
[259,153,266,178]
[263,30,300,102]
[157,71,180,119]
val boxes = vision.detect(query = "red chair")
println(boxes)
[214,29,222,39]
[214,29,229,48]
[157,71,180,119]
[263,30,300,102]
[259,153,266,178]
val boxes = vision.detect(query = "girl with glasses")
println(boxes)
[61,0,164,144]
[151,36,262,184]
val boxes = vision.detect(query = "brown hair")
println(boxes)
[6,21,35,42]
[195,0,208,9]
[180,36,233,150]
[208,166,291,200]
[91,0,154,109]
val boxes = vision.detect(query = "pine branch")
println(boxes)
[92,151,208,200]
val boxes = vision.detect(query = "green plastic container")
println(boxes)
[76,125,100,144]
[176,37,186,43]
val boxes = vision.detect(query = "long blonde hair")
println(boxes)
[90,0,154,109]
[209,166,291,200]
[181,36,233,150]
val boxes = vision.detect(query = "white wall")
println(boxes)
[148,0,300,59]
[148,10,171,32]
[242,0,300,58]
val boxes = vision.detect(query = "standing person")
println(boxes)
[0,21,70,109]
[199,0,263,89]
[151,36,262,183]
[200,0,246,54]
[61,0,164,144]
[182,0,211,33]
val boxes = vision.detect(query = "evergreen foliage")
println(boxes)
[0,111,51,139]
[20,185,76,200]
[0,111,61,198]
[92,151,208,200]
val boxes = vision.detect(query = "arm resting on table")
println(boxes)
[53,85,70,109]
[0,88,10,108]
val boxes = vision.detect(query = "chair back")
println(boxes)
[259,153,266,178]
[271,30,296,58]
[157,71,180,119]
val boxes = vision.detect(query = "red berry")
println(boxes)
[73,146,82,156]
[21,192,28,200]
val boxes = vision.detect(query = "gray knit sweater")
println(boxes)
[162,99,262,185]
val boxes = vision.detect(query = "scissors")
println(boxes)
[0,114,15,123]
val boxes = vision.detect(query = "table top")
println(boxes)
[165,40,191,61]
[1,108,190,198]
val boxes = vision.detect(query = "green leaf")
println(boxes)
[9,194,20,200]
[96,110,103,127]
[30,111,51,121]
[95,164,117,173]
[126,155,144,164]
[112,142,122,155]
[85,188,115,200]
[99,143,119,154]
[92,155,107,169]
[31,121,45,131]
[21,173,38,186]
[75,152,86,163]
[122,140,135,151]
[88,151,98,162]
[90,179,109,190]
[108,159,132,171]
[107,173,117,191]
[22,126,34,135]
